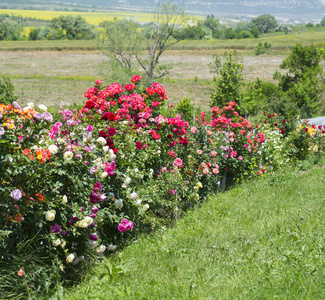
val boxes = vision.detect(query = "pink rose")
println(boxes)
[118,224,126,233]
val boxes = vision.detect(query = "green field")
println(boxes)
[0,30,324,51]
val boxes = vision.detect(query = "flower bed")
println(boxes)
[0,77,324,297]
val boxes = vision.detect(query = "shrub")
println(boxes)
[0,77,324,298]
[255,41,272,55]
[0,77,18,105]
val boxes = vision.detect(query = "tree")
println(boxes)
[50,15,95,40]
[209,51,244,108]
[136,1,187,84]
[202,15,220,35]
[321,16,325,27]
[0,76,18,105]
[222,27,236,39]
[236,30,253,39]
[175,24,205,40]
[100,1,186,85]
[0,22,23,41]
[273,43,325,117]
[249,14,278,34]
[100,19,144,84]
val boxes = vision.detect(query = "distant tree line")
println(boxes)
[29,15,96,40]
[2,12,325,42]
[0,14,96,40]
[175,14,277,40]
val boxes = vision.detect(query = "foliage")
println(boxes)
[0,77,18,105]
[254,41,272,55]
[248,14,278,34]
[236,30,253,39]
[274,43,325,118]
[240,79,266,116]
[175,97,195,125]
[0,21,24,40]
[137,2,187,84]
[100,19,143,84]
[209,51,243,108]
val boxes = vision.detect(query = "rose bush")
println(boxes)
[0,76,324,298]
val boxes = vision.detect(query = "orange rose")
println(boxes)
[23,149,31,156]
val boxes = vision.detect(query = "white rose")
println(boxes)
[71,257,80,265]
[63,151,74,161]
[38,104,47,111]
[103,146,109,153]
[62,195,68,204]
[48,144,58,155]
[136,199,142,206]
[84,216,93,226]
[88,240,98,249]
[101,172,108,179]
[97,137,106,146]
[57,138,65,144]
[93,157,102,167]
[66,253,75,264]
[124,177,131,185]
[89,144,96,152]
[142,204,150,213]
[45,210,56,221]
[130,192,137,200]
[115,199,123,209]
[95,245,106,254]
[53,238,61,247]
[108,244,117,251]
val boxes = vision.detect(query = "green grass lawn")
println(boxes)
[64,161,325,299]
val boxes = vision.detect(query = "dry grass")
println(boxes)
[0,49,285,108]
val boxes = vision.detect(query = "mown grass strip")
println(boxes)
[1,30,325,52]
[65,163,325,299]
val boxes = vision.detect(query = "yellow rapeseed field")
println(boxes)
[0,9,203,26]
[0,9,185,25]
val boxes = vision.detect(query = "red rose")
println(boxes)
[135,142,143,149]
[107,127,116,136]
[101,112,116,121]
[85,100,95,109]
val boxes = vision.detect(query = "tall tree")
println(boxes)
[136,0,187,84]
[209,51,244,108]
[100,19,144,83]
[273,43,325,117]
[249,14,277,34]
